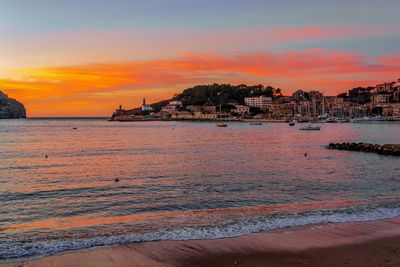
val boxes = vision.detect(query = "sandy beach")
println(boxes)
[3,216,400,267]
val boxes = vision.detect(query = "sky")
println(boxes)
[1,0,400,117]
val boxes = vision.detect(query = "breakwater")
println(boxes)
[328,142,400,156]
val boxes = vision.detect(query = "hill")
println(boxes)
[0,91,27,119]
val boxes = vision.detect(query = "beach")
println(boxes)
[3,216,400,267]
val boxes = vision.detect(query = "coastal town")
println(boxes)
[111,78,400,122]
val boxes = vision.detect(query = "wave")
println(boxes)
[1,205,400,262]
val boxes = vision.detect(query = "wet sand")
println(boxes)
[3,217,400,267]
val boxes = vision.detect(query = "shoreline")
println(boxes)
[3,216,400,267]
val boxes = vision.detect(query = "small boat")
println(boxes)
[326,117,337,123]
[216,122,227,127]
[250,122,262,125]
[289,121,295,126]
[300,124,321,131]
[216,102,227,127]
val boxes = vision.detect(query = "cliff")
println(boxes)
[0,91,26,119]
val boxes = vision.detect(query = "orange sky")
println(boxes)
[2,1,400,117]
[1,48,400,117]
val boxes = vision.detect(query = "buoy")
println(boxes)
[115,178,119,182]
[45,155,48,159]
[304,153,307,157]
[73,127,77,130]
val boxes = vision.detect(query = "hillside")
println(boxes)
[173,84,282,106]
[0,91,27,119]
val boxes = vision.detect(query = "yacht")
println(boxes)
[326,117,337,123]
[216,103,227,127]
[300,124,321,131]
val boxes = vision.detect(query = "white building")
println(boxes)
[141,98,153,111]
[244,96,272,110]
[161,105,176,113]
[168,100,183,107]
[161,100,183,114]
[231,105,250,114]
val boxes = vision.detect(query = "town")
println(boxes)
[111,79,400,122]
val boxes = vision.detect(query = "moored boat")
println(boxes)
[300,124,321,131]
[217,122,227,127]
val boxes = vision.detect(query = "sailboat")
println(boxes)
[300,98,321,130]
[216,102,227,127]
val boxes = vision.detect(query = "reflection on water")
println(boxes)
[0,119,399,260]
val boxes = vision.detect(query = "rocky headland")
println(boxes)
[328,142,400,156]
[0,91,26,119]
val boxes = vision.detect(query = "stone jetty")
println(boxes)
[328,142,400,156]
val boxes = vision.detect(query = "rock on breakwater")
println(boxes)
[328,142,400,156]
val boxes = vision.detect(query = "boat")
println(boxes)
[216,102,227,127]
[289,120,295,126]
[326,117,337,123]
[250,122,262,125]
[300,124,321,131]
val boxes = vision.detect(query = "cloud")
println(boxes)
[1,48,400,116]
[1,25,396,69]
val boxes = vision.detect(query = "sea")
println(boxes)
[0,118,399,261]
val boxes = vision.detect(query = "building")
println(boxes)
[169,100,183,106]
[244,96,272,110]
[269,103,294,118]
[141,98,153,111]
[375,82,395,93]
[309,91,323,101]
[171,111,193,119]
[186,105,203,113]
[202,105,217,113]
[372,94,391,103]
[161,100,183,114]
[394,91,400,102]
[382,103,400,117]
[231,105,250,114]
[161,105,176,113]
[201,113,218,120]
[292,90,305,101]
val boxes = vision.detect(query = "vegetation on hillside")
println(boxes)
[337,87,375,104]
[173,84,282,106]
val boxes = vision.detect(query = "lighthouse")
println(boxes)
[141,97,153,111]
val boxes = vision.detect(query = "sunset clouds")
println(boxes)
[2,49,400,116]
[1,25,396,71]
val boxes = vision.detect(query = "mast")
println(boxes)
[313,98,317,119]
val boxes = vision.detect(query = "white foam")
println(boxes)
[2,206,400,261]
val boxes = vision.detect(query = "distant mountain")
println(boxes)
[0,91,26,119]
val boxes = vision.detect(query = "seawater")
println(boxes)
[1,119,399,261]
